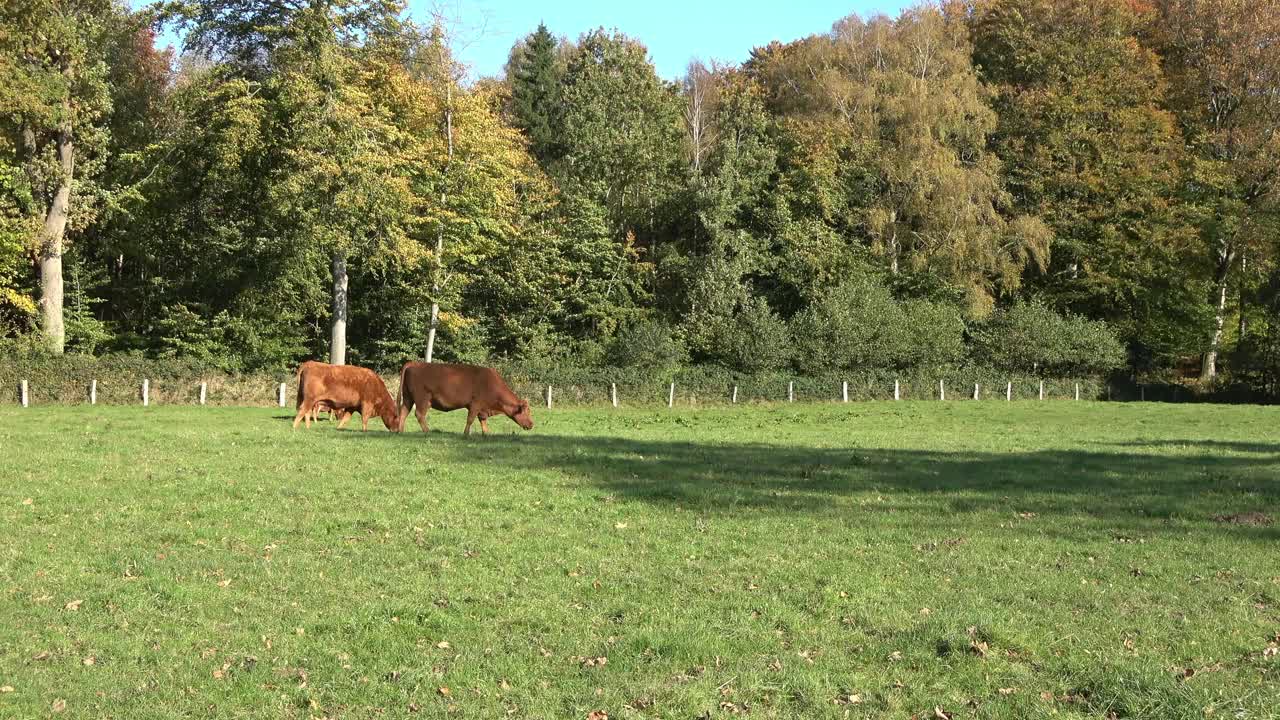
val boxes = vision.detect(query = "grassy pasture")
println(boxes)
[1,402,1278,719]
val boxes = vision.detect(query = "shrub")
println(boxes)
[608,318,688,370]
[791,277,898,373]
[717,296,793,373]
[790,277,965,372]
[971,301,1125,375]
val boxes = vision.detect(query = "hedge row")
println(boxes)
[0,352,1110,406]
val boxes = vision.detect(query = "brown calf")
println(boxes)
[293,362,401,431]
[397,362,533,435]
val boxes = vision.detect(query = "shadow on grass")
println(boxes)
[1109,439,1280,454]
[342,431,1280,538]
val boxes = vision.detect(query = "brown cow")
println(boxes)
[397,362,533,435]
[293,362,401,431]
[295,361,351,424]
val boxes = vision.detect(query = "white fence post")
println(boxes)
[668,382,675,408]
[939,380,945,401]
[199,382,207,406]
[1006,382,1012,402]
[277,382,286,407]
[842,381,849,403]
[90,379,97,405]
[788,381,794,403]
[20,380,28,408]
[974,383,980,401]
[546,385,552,409]
[894,379,900,401]
[142,379,150,407]
[611,383,618,408]
[732,385,738,404]
[1075,383,1080,401]
[1039,380,1044,401]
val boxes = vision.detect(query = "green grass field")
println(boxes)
[1,402,1278,719]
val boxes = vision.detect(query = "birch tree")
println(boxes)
[0,0,116,352]
[1154,0,1280,381]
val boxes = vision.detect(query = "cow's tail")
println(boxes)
[396,362,408,411]
[293,361,304,407]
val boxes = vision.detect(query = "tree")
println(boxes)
[171,0,420,366]
[557,29,684,245]
[508,22,563,164]
[1153,0,1280,381]
[748,8,1050,315]
[0,0,118,352]
[970,0,1191,363]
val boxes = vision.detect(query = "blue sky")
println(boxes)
[152,1,913,81]
[422,0,913,80]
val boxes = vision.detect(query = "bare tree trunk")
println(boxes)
[1201,243,1235,382]
[38,127,73,354]
[426,77,454,363]
[330,252,348,365]
[1238,252,1248,338]
[888,228,899,276]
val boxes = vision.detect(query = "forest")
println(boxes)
[2,0,1278,394]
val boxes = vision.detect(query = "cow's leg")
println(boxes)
[360,403,371,431]
[415,403,430,433]
[398,400,413,434]
[464,408,478,436]
[479,415,490,435]
[292,401,310,429]
[336,411,353,430]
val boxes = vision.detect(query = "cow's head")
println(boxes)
[510,400,534,430]
[379,398,403,432]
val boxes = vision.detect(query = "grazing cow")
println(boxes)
[397,362,533,435]
[293,362,401,431]
[295,362,350,424]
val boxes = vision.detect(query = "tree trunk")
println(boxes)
[330,252,348,365]
[1238,252,1248,338]
[426,78,454,363]
[888,228,899,276]
[1201,243,1235,382]
[38,128,73,354]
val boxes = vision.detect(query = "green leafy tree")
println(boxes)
[0,0,121,352]
[557,29,683,245]
[508,23,563,164]
[971,0,1193,366]
[1153,0,1280,381]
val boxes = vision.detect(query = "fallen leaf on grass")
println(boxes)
[64,600,83,611]
[52,699,66,713]
[217,579,231,588]
[1263,644,1278,659]
[998,688,1017,696]
[614,522,628,529]
[82,656,95,666]
[969,640,989,657]
[21,498,33,506]
[437,687,451,697]
[577,656,608,668]
[934,706,953,719]
[436,641,451,650]
[888,651,903,661]
[919,607,931,616]
[32,651,51,661]
[498,679,511,691]
[0,686,13,693]
[586,711,608,720]
[833,693,862,705]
